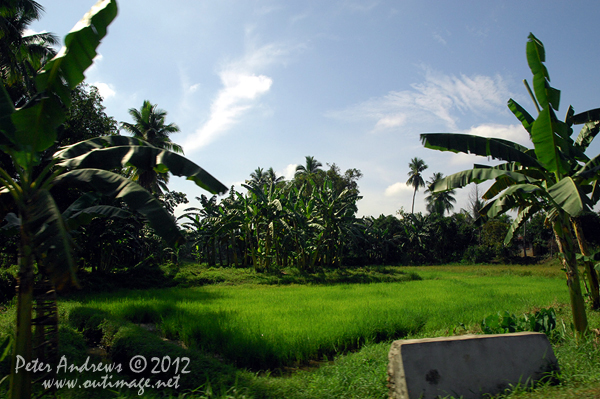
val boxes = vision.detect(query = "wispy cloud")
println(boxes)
[339,0,380,12]
[184,72,272,151]
[328,67,512,133]
[184,41,299,152]
[433,33,447,46]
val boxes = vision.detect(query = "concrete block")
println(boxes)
[387,332,558,399]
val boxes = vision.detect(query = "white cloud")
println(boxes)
[91,82,116,99]
[279,164,298,181]
[374,114,406,130]
[384,182,413,197]
[461,123,530,146]
[328,68,512,133]
[184,72,272,151]
[183,40,301,152]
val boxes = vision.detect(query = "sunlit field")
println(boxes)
[63,267,568,370]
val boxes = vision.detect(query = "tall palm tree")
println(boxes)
[406,157,428,213]
[295,155,323,177]
[425,172,456,216]
[266,167,284,187]
[121,100,183,193]
[247,167,267,188]
[0,0,59,105]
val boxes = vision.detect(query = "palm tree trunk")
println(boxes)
[10,231,34,399]
[571,217,600,310]
[411,188,417,213]
[552,214,588,337]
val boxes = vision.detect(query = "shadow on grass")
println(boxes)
[173,264,423,288]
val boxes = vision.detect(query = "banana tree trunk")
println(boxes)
[552,214,588,337]
[571,217,600,310]
[10,229,34,399]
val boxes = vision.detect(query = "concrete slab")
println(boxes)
[387,332,558,399]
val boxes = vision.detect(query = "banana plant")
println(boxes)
[421,33,600,336]
[0,1,227,397]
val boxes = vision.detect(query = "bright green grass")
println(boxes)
[69,273,568,370]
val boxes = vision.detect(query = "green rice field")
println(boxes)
[62,267,568,370]
[2,263,599,399]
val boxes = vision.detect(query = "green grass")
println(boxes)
[65,272,568,370]
[1,262,598,399]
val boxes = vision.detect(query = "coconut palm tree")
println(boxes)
[0,0,59,105]
[425,172,456,216]
[120,100,183,193]
[406,157,428,213]
[295,155,323,177]
[266,167,284,187]
[247,167,268,188]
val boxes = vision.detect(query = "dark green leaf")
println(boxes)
[573,108,600,125]
[432,168,532,193]
[547,177,591,217]
[507,99,534,133]
[0,85,16,146]
[26,189,77,290]
[10,0,118,153]
[531,107,567,175]
[526,33,547,77]
[504,205,538,245]
[54,135,147,159]
[480,184,544,219]
[420,133,540,167]
[57,145,228,195]
[54,169,184,246]
[65,205,131,231]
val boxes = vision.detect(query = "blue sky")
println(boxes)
[31,0,600,217]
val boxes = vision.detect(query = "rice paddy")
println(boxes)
[65,267,569,370]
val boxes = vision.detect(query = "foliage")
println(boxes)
[0,265,17,303]
[182,159,362,272]
[58,83,118,146]
[424,172,456,216]
[481,308,564,342]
